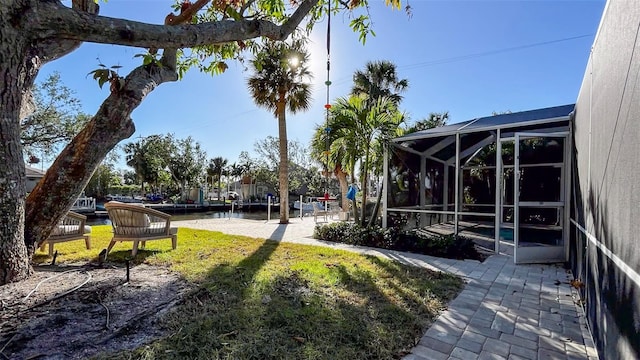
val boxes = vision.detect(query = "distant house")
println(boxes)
[25,165,45,193]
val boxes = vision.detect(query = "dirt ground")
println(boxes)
[0,262,192,359]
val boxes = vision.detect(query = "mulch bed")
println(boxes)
[0,262,191,359]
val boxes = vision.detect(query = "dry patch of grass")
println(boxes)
[35,226,464,359]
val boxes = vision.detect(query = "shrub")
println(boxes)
[314,222,391,247]
[314,223,483,261]
[313,222,354,243]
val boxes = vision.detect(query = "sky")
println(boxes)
[40,0,606,170]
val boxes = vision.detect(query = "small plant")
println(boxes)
[87,59,125,92]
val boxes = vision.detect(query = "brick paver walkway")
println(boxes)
[403,255,598,360]
[175,218,599,360]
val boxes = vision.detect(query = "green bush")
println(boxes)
[313,222,353,243]
[314,223,483,261]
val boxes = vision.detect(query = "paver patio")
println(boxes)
[402,255,598,360]
[174,217,599,360]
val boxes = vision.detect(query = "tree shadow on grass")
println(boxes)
[128,233,464,359]
[364,254,464,301]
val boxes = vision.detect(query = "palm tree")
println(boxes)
[366,108,405,226]
[357,97,405,226]
[349,60,408,225]
[207,156,228,200]
[351,60,408,105]
[324,94,405,225]
[229,162,243,193]
[405,112,449,134]
[206,160,216,197]
[124,141,147,193]
[311,123,351,211]
[325,95,366,221]
[247,40,313,224]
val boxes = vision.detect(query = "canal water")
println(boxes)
[87,210,272,226]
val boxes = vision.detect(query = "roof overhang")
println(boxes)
[391,104,574,158]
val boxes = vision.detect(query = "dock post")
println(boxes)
[267,196,271,222]
[300,195,303,220]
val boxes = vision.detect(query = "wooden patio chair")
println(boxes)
[104,201,178,257]
[40,211,91,256]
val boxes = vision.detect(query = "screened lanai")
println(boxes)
[383,104,575,264]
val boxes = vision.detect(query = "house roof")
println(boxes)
[393,104,575,142]
[25,165,46,178]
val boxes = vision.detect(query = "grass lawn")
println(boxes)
[34,226,464,360]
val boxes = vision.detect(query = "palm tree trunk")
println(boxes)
[350,159,359,224]
[335,166,349,211]
[277,95,289,224]
[360,146,371,226]
[368,181,383,227]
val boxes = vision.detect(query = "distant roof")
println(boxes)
[394,104,575,142]
[25,165,46,178]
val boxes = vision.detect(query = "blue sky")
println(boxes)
[41,0,605,170]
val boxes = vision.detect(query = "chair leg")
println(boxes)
[40,242,46,253]
[171,235,177,250]
[49,244,54,257]
[141,241,146,249]
[85,236,91,250]
[106,239,117,255]
[131,240,139,257]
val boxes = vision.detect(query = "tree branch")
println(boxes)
[158,0,213,76]
[165,0,211,25]
[32,0,100,63]
[240,0,257,16]
[30,0,319,49]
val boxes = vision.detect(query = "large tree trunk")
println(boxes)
[277,95,289,224]
[1,0,315,284]
[0,0,100,284]
[0,20,32,284]
[24,56,179,257]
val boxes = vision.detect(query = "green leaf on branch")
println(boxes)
[87,69,110,89]
[134,52,161,66]
[349,15,373,44]
[225,6,243,21]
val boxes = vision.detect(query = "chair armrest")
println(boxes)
[65,211,87,233]
[66,211,87,222]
